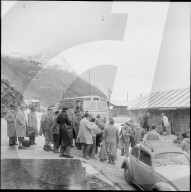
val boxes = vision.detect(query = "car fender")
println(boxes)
[152,182,177,191]
[121,158,132,177]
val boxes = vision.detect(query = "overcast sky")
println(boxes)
[2,1,190,102]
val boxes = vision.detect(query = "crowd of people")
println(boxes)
[3,103,190,162]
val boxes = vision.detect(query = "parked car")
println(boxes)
[121,140,190,191]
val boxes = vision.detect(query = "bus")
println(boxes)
[58,96,109,120]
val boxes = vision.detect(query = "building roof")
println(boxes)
[128,88,190,110]
[110,100,128,107]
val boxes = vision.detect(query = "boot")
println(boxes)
[48,145,53,151]
[111,155,116,165]
[43,145,50,151]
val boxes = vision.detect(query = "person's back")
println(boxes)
[78,116,93,144]
[147,125,160,141]
[181,138,190,157]
[104,124,119,144]
[147,130,160,140]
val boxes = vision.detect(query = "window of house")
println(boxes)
[139,149,152,167]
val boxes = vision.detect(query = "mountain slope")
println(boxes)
[1,54,106,107]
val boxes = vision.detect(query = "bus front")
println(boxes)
[83,97,109,120]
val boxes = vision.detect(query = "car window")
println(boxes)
[131,147,139,159]
[139,149,152,166]
[154,152,190,167]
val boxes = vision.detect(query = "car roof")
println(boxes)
[138,141,183,156]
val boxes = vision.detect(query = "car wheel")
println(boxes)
[124,168,132,185]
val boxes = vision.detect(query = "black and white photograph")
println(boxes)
[1,1,190,190]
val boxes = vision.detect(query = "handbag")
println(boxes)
[22,139,31,147]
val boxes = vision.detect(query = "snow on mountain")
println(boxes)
[2,50,75,73]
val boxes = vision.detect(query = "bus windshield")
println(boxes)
[84,100,107,111]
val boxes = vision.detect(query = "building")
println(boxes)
[128,88,190,134]
[109,100,128,116]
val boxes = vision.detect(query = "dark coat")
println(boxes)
[57,112,72,146]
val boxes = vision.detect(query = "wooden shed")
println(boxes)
[109,100,128,116]
[128,88,190,134]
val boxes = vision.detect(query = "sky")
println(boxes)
[1,1,190,102]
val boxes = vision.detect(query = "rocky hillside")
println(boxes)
[1,79,24,117]
[1,54,106,108]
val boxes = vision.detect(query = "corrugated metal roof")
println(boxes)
[128,88,190,110]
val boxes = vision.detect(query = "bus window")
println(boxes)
[93,97,99,100]
[63,99,74,109]
[83,97,91,101]
[84,100,96,111]
[97,101,108,111]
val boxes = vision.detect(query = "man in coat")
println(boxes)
[16,103,27,149]
[77,112,93,160]
[4,104,17,146]
[120,122,132,157]
[161,113,169,135]
[95,114,103,153]
[50,110,60,153]
[57,107,73,158]
[27,105,38,145]
[72,111,82,150]
[103,118,119,164]
[133,123,145,145]
[39,106,54,151]
[138,111,144,128]
[147,124,160,141]
[143,111,151,133]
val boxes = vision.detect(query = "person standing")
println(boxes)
[15,104,27,149]
[120,122,132,157]
[102,118,119,164]
[129,121,136,148]
[89,118,103,159]
[39,106,54,151]
[4,104,17,146]
[180,130,190,158]
[138,111,144,128]
[50,110,60,153]
[57,107,73,158]
[72,111,82,150]
[143,112,151,133]
[95,114,103,153]
[76,112,93,160]
[27,105,38,145]
[133,123,145,145]
[161,113,169,135]
[147,125,160,141]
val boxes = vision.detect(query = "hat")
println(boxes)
[161,113,164,116]
[48,105,54,110]
[10,104,16,108]
[96,114,100,118]
[28,104,36,110]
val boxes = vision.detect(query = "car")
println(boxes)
[121,140,190,191]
